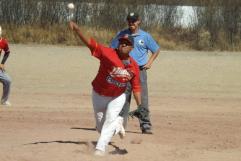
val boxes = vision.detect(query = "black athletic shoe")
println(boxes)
[142,129,153,134]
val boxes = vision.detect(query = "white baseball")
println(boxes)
[67,3,74,9]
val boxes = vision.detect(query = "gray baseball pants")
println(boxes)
[0,70,11,103]
[120,69,152,131]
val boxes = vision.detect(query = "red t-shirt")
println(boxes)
[0,38,10,54]
[89,38,141,97]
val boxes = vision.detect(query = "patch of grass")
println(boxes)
[1,24,241,51]
[3,24,115,46]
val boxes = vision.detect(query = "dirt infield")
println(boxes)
[0,44,241,161]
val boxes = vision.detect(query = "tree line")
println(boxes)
[0,0,240,50]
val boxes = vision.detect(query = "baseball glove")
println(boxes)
[129,105,149,120]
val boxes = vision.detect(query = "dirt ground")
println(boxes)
[0,44,241,161]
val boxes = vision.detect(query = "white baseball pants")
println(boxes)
[92,89,126,152]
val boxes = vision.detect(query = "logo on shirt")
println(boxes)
[109,67,133,81]
[106,76,126,88]
[138,39,144,46]
[106,67,134,87]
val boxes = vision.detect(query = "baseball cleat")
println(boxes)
[1,101,11,106]
[142,129,153,134]
[94,149,105,156]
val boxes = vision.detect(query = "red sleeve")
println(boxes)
[89,38,102,59]
[130,61,141,93]
[1,39,10,53]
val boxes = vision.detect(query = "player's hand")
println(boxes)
[0,64,5,71]
[69,21,74,30]
[143,63,151,70]
[69,21,78,31]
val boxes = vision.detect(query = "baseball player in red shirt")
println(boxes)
[0,26,11,106]
[69,21,141,156]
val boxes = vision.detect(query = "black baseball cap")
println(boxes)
[126,12,139,22]
[118,34,134,46]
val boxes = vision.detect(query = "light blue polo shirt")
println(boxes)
[110,29,160,66]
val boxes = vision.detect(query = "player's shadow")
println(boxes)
[108,142,128,155]
[24,140,128,155]
[24,140,91,145]
[125,130,142,134]
[71,127,96,131]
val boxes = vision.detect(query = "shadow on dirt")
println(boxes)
[24,140,128,155]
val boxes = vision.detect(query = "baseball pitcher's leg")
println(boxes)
[119,82,132,128]
[139,70,152,133]
[0,71,11,104]
[95,93,126,152]
[92,89,109,133]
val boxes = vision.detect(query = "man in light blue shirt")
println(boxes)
[110,12,160,134]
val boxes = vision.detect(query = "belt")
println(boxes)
[139,65,145,70]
